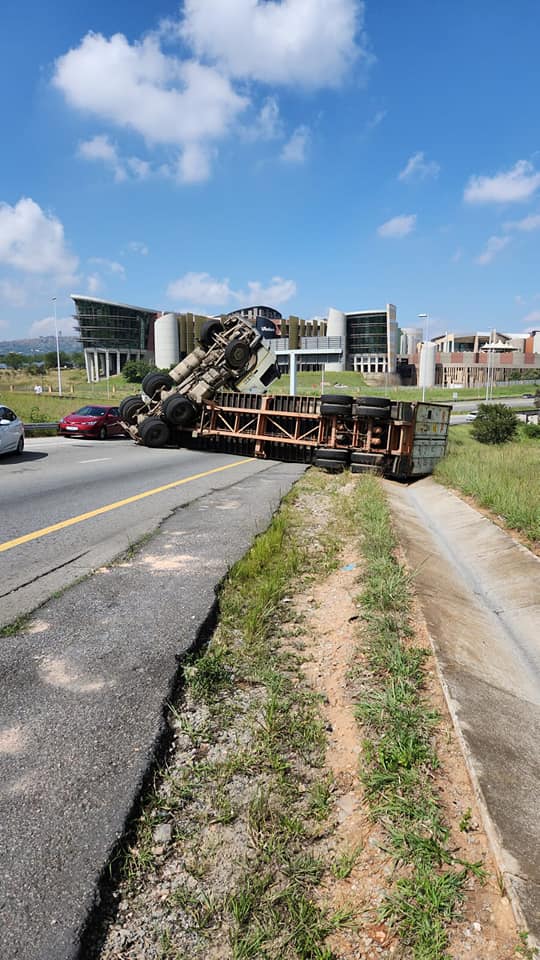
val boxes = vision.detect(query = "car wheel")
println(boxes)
[16,435,24,454]
[98,427,107,440]
[225,339,251,370]
[162,394,198,427]
[139,417,170,448]
[200,319,224,348]
[141,372,174,399]
[320,394,354,405]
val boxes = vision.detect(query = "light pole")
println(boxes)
[418,313,429,401]
[52,297,63,396]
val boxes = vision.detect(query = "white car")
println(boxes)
[465,410,478,422]
[0,405,25,456]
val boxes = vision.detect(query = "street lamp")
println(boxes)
[52,297,63,396]
[418,313,430,401]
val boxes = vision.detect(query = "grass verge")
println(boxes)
[434,425,540,545]
[348,475,486,959]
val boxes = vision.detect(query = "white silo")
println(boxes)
[326,307,346,371]
[155,313,179,369]
[418,341,436,390]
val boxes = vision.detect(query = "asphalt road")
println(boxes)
[0,435,286,630]
[0,435,306,960]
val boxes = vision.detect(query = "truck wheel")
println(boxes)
[313,447,349,462]
[141,372,174,399]
[225,339,251,370]
[200,319,223,348]
[357,397,392,408]
[119,395,145,424]
[139,417,170,448]
[351,463,383,475]
[320,394,354,405]
[162,395,198,427]
[320,402,353,416]
[313,457,346,472]
[356,403,390,420]
[350,451,386,465]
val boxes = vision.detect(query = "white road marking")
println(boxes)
[79,458,112,463]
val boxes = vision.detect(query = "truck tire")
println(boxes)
[313,447,349,462]
[354,402,391,419]
[225,339,251,370]
[320,402,353,416]
[320,394,354,405]
[351,463,383,475]
[313,457,347,472]
[141,372,174,399]
[350,451,386,466]
[357,397,392,409]
[119,395,145,424]
[200,319,223,348]
[162,394,198,427]
[139,417,170,448]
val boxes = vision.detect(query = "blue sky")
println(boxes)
[2,0,540,342]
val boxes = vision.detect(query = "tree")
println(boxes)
[471,403,518,444]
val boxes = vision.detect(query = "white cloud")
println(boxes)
[504,212,540,232]
[176,143,215,183]
[79,135,154,182]
[54,32,248,147]
[377,214,416,238]
[88,257,125,277]
[0,198,78,281]
[29,314,79,337]
[398,151,440,182]
[179,0,367,89]
[242,97,282,142]
[281,126,310,164]
[522,310,540,329]
[166,271,296,307]
[86,274,101,294]
[515,294,525,305]
[365,109,386,132]
[464,160,540,204]
[475,235,511,265]
[451,247,463,263]
[127,241,149,255]
[0,279,27,307]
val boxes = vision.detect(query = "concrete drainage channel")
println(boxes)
[385,476,540,947]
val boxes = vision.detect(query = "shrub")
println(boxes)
[522,422,540,439]
[122,360,156,383]
[471,403,518,444]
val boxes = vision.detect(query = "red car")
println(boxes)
[58,405,125,440]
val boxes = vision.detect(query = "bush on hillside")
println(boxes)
[471,403,518,444]
[522,422,540,439]
[122,360,156,383]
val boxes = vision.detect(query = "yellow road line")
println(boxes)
[0,458,255,554]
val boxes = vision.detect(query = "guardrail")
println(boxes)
[23,422,58,433]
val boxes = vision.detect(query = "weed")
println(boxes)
[459,807,473,832]
[331,844,363,879]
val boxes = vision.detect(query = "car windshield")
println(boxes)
[74,406,108,416]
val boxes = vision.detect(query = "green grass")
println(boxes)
[434,426,540,543]
[347,475,484,959]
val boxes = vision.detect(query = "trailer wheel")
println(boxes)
[354,404,391,419]
[119,395,146,424]
[162,394,198,427]
[351,463,383,475]
[139,417,170,448]
[313,457,346,472]
[320,394,354,405]
[350,451,386,466]
[313,447,349,462]
[200,319,224,348]
[320,402,353,416]
[225,339,251,370]
[357,397,392,409]
[141,372,174,399]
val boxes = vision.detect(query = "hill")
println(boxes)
[0,335,82,356]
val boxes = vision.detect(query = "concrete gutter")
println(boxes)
[385,477,540,946]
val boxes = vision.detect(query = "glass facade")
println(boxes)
[346,311,388,356]
[72,297,157,352]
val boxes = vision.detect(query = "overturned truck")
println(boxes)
[119,314,451,479]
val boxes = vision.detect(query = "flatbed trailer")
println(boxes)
[160,392,451,479]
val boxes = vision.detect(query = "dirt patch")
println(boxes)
[295,549,519,959]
